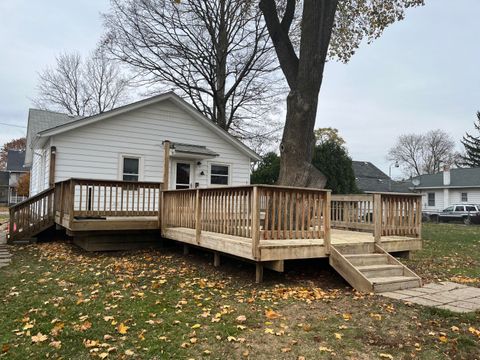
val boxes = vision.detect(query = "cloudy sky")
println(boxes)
[1,0,479,178]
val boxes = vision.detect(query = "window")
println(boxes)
[427,192,435,207]
[210,164,229,185]
[461,192,468,202]
[444,206,454,212]
[455,206,465,212]
[466,206,476,212]
[122,157,139,181]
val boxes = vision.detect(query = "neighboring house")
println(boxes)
[407,167,480,213]
[5,150,28,204]
[352,161,411,193]
[0,171,8,206]
[25,92,260,196]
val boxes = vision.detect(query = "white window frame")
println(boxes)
[118,154,144,182]
[461,192,468,202]
[208,162,231,186]
[427,192,435,207]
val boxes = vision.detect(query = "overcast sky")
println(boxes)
[1,1,479,178]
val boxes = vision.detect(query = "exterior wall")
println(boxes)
[49,99,251,189]
[420,188,480,212]
[29,148,50,196]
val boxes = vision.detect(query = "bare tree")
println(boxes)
[102,0,283,141]
[34,51,129,116]
[388,130,458,177]
[259,0,424,187]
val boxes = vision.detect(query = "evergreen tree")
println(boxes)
[251,152,280,185]
[461,111,480,167]
[312,140,358,194]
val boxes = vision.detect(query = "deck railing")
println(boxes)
[331,192,422,242]
[9,187,55,241]
[55,178,162,227]
[162,185,331,258]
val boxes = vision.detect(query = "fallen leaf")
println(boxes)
[319,346,333,352]
[265,309,280,319]
[342,313,352,321]
[99,352,109,359]
[379,354,393,359]
[49,340,62,349]
[438,335,448,343]
[31,333,48,344]
[191,324,201,329]
[236,315,247,323]
[125,349,135,356]
[117,323,129,335]
[334,333,342,340]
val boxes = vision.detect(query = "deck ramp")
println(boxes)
[329,244,422,293]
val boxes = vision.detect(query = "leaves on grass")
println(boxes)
[117,323,129,335]
[31,333,48,343]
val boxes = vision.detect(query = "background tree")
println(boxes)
[259,0,424,187]
[314,127,345,146]
[312,139,357,194]
[103,0,282,142]
[0,137,26,170]
[461,111,480,167]
[251,152,280,184]
[388,129,458,177]
[16,173,30,197]
[34,50,129,116]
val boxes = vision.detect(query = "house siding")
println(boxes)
[420,188,480,212]
[47,100,251,189]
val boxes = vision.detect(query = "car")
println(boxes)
[433,204,480,225]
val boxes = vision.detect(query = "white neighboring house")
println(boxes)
[25,92,260,195]
[408,167,480,213]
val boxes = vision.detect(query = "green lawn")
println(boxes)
[0,224,479,359]
[405,223,480,285]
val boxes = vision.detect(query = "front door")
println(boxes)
[174,162,193,189]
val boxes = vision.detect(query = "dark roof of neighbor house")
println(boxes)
[352,161,412,193]
[410,167,480,188]
[25,109,82,165]
[0,171,9,186]
[6,150,26,172]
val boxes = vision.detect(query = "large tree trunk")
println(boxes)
[260,0,338,188]
[278,89,327,187]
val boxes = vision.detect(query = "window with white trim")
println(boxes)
[427,192,435,207]
[461,192,468,202]
[210,164,229,185]
[122,157,139,181]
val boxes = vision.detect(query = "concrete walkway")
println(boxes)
[381,281,480,313]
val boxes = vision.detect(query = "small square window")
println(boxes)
[427,192,435,207]
[461,192,468,202]
[123,157,139,182]
[210,164,229,185]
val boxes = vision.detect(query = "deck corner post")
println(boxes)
[195,189,202,244]
[373,193,382,244]
[324,190,331,254]
[251,186,261,260]
[255,262,263,283]
[162,140,171,190]
[158,184,163,234]
[8,207,14,244]
[69,179,75,228]
[213,252,221,267]
[416,196,422,238]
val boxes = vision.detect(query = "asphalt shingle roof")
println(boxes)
[412,167,480,188]
[352,161,412,193]
[6,150,26,171]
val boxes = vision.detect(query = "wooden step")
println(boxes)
[357,264,404,278]
[370,276,421,293]
[344,254,389,266]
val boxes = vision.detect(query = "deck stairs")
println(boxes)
[329,244,422,293]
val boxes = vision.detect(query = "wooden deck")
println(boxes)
[9,179,423,288]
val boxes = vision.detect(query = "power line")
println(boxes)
[0,122,26,129]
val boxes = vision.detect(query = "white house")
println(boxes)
[25,92,260,195]
[408,167,480,212]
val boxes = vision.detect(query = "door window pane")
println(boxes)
[176,163,190,189]
[123,157,139,181]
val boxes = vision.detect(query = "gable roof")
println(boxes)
[6,150,27,172]
[25,109,81,165]
[34,92,260,161]
[352,161,412,193]
[411,167,480,189]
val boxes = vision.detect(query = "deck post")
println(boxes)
[213,252,221,267]
[48,146,56,188]
[195,189,202,244]
[183,244,189,255]
[374,193,382,244]
[255,262,263,283]
[158,184,163,233]
[251,186,260,260]
[324,191,331,254]
[162,140,171,190]
[8,207,14,243]
[416,196,422,238]
[69,179,75,229]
